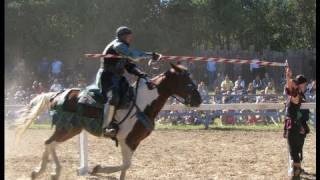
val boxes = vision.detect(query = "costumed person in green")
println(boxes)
[283,61,310,179]
[96,26,159,138]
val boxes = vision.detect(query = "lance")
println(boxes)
[84,53,286,67]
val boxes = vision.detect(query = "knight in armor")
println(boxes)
[283,62,310,179]
[96,26,159,138]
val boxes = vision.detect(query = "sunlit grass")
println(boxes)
[26,118,315,133]
[155,123,283,131]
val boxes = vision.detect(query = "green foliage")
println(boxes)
[5,0,316,68]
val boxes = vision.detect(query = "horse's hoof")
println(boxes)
[90,165,101,175]
[50,173,59,180]
[291,175,301,180]
[31,171,37,179]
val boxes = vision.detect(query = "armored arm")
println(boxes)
[124,62,146,77]
[113,42,150,61]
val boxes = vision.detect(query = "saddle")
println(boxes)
[54,83,134,119]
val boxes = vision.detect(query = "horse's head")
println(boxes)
[156,63,202,107]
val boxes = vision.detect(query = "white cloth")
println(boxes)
[50,83,63,92]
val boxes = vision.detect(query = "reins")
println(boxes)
[117,77,141,125]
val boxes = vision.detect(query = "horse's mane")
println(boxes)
[150,72,166,86]
[132,64,189,88]
[175,64,188,71]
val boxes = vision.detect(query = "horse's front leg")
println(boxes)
[119,141,133,180]
[91,140,133,180]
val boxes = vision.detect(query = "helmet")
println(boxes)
[294,74,307,85]
[116,26,132,39]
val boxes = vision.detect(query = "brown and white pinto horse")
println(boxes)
[14,63,201,180]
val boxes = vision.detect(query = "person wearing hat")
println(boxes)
[96,26,160,138]
[283,62,310,179]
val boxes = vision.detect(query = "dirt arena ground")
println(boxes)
[5,128,316,180]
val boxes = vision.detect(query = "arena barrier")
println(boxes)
[162,102,315,111]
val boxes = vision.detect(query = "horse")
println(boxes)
[14,63,202,180]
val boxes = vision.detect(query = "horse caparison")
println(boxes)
[14,63,201,180]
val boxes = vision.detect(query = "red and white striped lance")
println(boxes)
[84,53,286,67]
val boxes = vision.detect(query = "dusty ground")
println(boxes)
[5,128,316,180]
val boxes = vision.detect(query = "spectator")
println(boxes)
[222,90,233,104]
[50,79,63,92]
[206,61,216,90]
[246,82,256,102]
[14,86,27,104]
[221,75,234,93]
[234,75,245,89]
[31,81,39,94]
[37,82,46,94]
[256,90,266,103]
[198,81,209,103]
[250,59,260,79]
[232,75,244,93]
[51,59,63,78]
[264,82,275,95]
[262,72,272,88]
[252,75,263,91]
[306,80,316,102]
[37,57,50,78]
[232,82,244,101]
[212,87,222,104]
[307,80,316,94]
[213,72,224,89]
[188,61,196,75]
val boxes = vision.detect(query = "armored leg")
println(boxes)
[103,86,120,138]
[103,104,117,137]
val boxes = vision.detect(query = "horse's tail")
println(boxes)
[14,92,57,144]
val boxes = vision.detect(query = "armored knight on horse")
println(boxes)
[96,26,160,137]
[14,26,201,180]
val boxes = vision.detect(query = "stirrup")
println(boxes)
[103,128,117,138]
[103,127,119,147]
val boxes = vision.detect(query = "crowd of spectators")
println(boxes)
[5,57,91,105]
[5,56,316,127]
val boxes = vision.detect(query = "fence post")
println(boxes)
[78,131,88,175]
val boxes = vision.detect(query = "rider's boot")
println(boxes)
[102,104,117,138]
